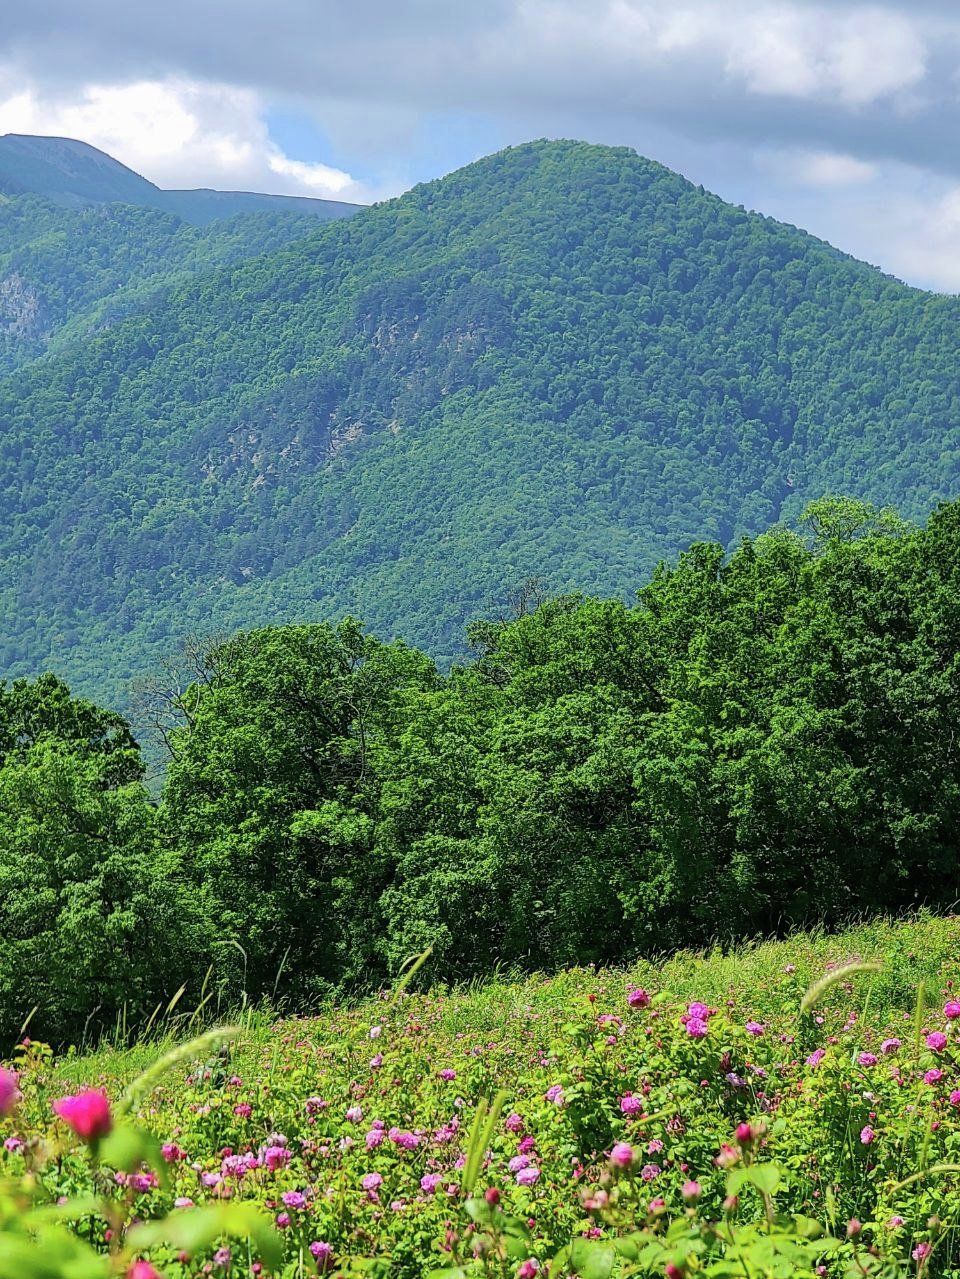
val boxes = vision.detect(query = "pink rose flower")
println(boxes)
[52,1089,112,1142]
[0,1069,19,1116]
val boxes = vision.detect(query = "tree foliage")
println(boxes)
[116,499,960,1030]
[5,510,960,1043]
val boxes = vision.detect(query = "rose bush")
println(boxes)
[2,940,960,1276]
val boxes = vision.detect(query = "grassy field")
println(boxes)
[3,912,960,1278]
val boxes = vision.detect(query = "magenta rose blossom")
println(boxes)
[610,1142,635,1167]
[52,1088,112,1142]
[310,1241,334,1272]
[0,1068,20,1117]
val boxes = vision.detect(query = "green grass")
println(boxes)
[52,909,959,1089]
[8,909,960,1278]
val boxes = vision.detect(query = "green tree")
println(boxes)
[0,677,192,1045]
[161,620,439,999]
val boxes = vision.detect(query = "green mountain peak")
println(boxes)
[0,135,957,717]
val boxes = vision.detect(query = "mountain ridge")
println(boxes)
[0,136,958,717]
[0,132,364,225]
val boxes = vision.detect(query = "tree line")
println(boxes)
[3,496,960,1045]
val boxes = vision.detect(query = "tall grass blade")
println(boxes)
[116,1025,240,1118]
[187,988,217,1032]
[271,945,292,1005]
[888,1164,960,1192]
[913,980,927,1053]
[799,961,882,1015]
[388,945,434,1009]
[142,1001,164,1041]
[462,1089,508,1197]
[16,1005,38,1045]
[165,983,189,1017]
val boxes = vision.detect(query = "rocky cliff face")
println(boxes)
[0,273,47,343]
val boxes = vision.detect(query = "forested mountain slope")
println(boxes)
[0,196,338,369]
[1,138,959,709]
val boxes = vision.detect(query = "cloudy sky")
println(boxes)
[3,0,960,288]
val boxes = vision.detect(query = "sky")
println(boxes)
[2,0,960,289]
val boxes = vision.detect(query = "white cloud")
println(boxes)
[0,2,958,288]
[512,2,928,109]
[266,153,357,196]
[879,184,960,291]
[0,73,377,201]
[796,150,877,185]
[723,4,926,106]
[737,151,960,291]
[763,147,878,186]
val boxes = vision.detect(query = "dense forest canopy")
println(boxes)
[4,498,960,1045]
[1,140,960,716]
[0,196,341,370]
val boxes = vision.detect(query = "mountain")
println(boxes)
[0,197,335,370]
[1,137,959,715]
[0,133,363,224]
[0,135,363,370]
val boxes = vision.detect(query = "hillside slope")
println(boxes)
[1,138,959,707]
[0,195,339,369]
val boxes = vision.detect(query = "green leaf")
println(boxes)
[503,1233,533,1261]
[126,1202,282,1269]
[22,1196,105,1226]
[464,1197,496,1225]
[727,1164,782,1197]
[791,1215,825,1239]
[0,1232,111,1279]
[747,1164,783,1195]
[98,1122,168,1187]
[613,1237,641,1261]
[569,1238,616,1279]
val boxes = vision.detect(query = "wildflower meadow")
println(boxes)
[2,916,960,1278]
